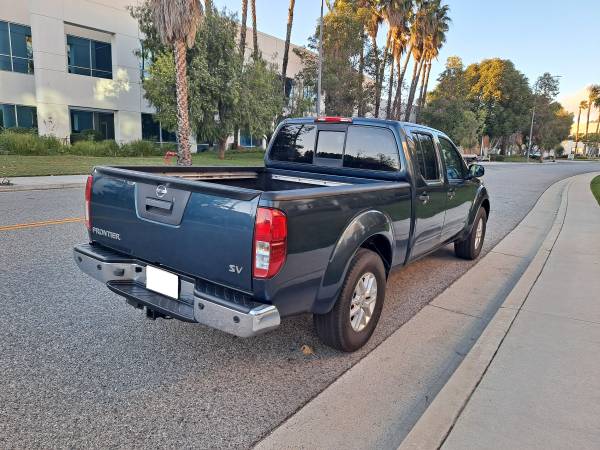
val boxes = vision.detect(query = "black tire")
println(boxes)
[313,248,386,352]
[454,207,487,260]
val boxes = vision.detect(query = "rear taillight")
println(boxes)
[84,175,93,230]
[253,207,287,279]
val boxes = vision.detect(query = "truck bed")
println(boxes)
[108,166,383,194]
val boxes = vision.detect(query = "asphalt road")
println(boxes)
[1,161,600,449]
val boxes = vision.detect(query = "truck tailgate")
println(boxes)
[89,167,261,292]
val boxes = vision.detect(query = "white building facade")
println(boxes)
[0,0,306,147]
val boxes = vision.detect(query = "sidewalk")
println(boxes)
[403,172,600,450]
[0,174,86,192]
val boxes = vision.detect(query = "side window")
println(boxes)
[269,124,316,164]
[413,133,440,181]
[439,136,466,180]
[343,126,400,171]
[315,130,345,166]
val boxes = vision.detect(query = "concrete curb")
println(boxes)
[0,183,85,192]
[398,177,573,450]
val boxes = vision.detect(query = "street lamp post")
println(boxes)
[316,0,324,116]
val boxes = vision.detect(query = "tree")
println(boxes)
[383,0,414,119]
[403,0,429,121]
[239,0,248,56]
[416,0,450,122]
[584,84,600,147]
[528,74,571,151]
[465,58,532,152]
[421,57,483,148]
[281,0,296,95]
[574,100,587,155]
[359,0,384,116]
[312,1,368,116]
[140,7,282,159]
[535,103,573,150]
[148,0,203,166]
[237,58,284,143]
[251,0,259,60]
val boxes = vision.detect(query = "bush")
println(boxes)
[554,145,565,157]
[120,140,163,157]
[70,129,104,144]
[490,154,505,161]
[0,130,64,155]
[69,140,120,156]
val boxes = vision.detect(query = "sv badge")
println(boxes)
[229,265,243,274]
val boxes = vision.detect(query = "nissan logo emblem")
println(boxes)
[156,184,168,198]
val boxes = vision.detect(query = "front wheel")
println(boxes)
[454,207,487,260]
[314,248,386,352]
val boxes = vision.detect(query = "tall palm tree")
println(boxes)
[404,0,434,121]
[416,1,449,121]
[584,84,600,148]
[594,91,600,144]
[239,0,248,56]
[150,0,203,166]
[251,0,259,60]
[574,100,587,156]
[281,0,296,95]
[359,0,384,116]
[382,0,414,119]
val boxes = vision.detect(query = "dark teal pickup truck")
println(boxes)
[74,117,489,351]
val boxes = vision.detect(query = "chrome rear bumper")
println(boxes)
[73,243,280,337]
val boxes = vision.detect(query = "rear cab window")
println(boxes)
[269,122,401,172]
[410,132,441,182]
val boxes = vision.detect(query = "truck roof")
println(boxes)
[282,116,445,136]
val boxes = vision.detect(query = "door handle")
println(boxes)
[419,193,430,204]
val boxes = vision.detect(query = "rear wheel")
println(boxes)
[454,207,487,260]
[314,248,386,352]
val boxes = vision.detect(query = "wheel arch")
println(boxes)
[312,210,394,315]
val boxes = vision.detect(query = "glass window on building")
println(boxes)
[67,35,112,79]
[240,128,262,147]
[0,103,37,129]
[0,20,34,74]
[141,113,177,143]
[70,108,115,140]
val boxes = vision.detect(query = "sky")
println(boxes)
[213,0,600,120]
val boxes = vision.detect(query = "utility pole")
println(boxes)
[316,0,324,116]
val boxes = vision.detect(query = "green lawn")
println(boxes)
[0,151,265,177]
[591,175,600,206]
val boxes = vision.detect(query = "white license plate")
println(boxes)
[146,265,179,299]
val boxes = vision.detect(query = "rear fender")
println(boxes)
[312,210,393,314]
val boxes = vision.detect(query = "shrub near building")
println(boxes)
[0,130,163,157]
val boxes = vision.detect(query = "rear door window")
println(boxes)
[269,124,316,164]
[343,126,400,171]
[413,133,440,181]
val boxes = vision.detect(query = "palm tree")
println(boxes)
[251,0,259,60]
[239,0,248,56]
[574,100,587,156]
[416,1,449,122]
[281,0,296,95]
[359,0,384,116]
[382,0,414,119]
[584,84,600,149]
[594,92,600,145]
[404,0,435,121]
[150,0,203,166]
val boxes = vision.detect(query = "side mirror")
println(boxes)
[468,164,485,178]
